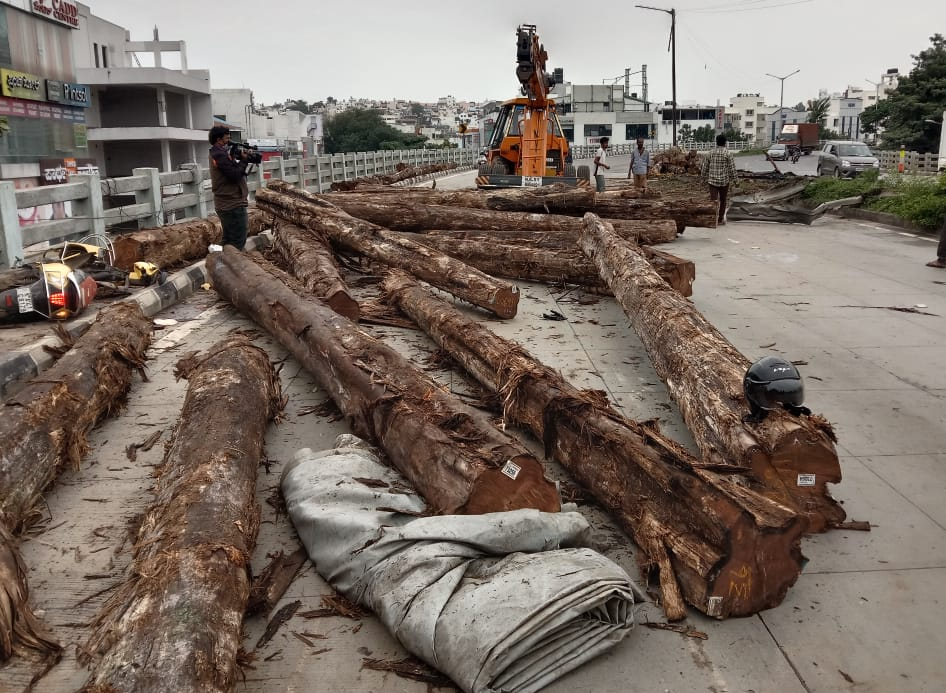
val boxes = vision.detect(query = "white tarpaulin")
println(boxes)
[281,435,637,693]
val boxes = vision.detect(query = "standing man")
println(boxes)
[627,138,651,193]
[700,133,738,226]
[208,125,250,250]
[593,136,611,192]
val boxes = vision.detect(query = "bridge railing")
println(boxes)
[0,147,475,269]
[569,140,755,159]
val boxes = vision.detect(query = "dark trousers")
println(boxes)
[709,184,729,222]
[938,220,946,260]
[217,207,248,250]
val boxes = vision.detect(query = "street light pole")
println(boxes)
[766,69,800,119]
[636,5,677,147]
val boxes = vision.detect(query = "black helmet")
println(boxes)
[743,356,806,422]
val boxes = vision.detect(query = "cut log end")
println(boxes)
[325,292,361,322]
[490,287,520,320]
[461,455,561,514]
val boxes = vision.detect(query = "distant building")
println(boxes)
[727,93,774,143]
[763,107,807,145]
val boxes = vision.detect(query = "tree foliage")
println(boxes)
[806,97,830,125]
[323,108,426,153]
[692,124,716,143]
[861,34,946,151]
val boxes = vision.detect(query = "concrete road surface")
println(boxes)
[2,187,945,692]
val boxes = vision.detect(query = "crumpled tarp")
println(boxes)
[281,435,637,693]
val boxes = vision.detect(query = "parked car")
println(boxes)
[817,141,880,178]
[766,143,788,161]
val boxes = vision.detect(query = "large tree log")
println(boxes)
[420,218,679,246]
[276,181,718,230]
[255,187,519,318]
[382,270,804,620]
[399,233,695,297]
[578,213,845,532]
[111,208,270,270]
[0,302,151,660]
[270,218,359,321]
[268,180,682,244]
[207,247,559,515]
[330,162,458,191]
[80,338,282,693]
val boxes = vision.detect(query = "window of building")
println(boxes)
[583,124,612,138]
[833,118,839,127]
[93,43,100,68]
[745,109,754,116]
[626,124,651,139]
[745,121,753,128]
[102,45,108,68]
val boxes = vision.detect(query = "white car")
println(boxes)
[766,143,788,161]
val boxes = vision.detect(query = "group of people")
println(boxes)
[593,134,737,225]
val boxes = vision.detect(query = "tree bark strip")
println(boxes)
[268,180,683,243]
[578,213,845,533]
[255,187,519,319]
[0,302,151,661]
[382,270,805,620]
[111,208,270,270]
[79,338,282,693]
[399,232,695,297]
[207,247,559,516]
[270,218,359,321]
[420,218,679,246]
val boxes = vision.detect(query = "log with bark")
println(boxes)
[111,207,270,270]
[270,218,359,321]
[421,218,679,247]
[274,181,718,231]
[268,179,688,241]
[382,270,805,620]
[0,302,151,661]
[255,187,520,319]
[330,162,458,191]
[207,247,559,515]
[578,213,845,532]
[80,338,282,693]
[399,232,695,297]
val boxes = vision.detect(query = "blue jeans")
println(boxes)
[595,174,606,193]
[217,207,248,250]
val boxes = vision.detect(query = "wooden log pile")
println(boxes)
[652,148,706,175]
[330,162,459,191]
[0,302,151,661]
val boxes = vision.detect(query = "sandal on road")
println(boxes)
[926,259,946,268]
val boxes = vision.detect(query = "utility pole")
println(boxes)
[766,69,800,119]
[636,5,676,146]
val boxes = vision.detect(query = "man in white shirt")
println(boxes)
[593,137,610,192]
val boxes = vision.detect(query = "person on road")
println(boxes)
[208,125,250,249]
[627,138,651,193]
[700,133,738,226]
[593,137,611,193]
[926,216,946,268]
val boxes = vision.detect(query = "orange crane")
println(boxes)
[476,25,588,188]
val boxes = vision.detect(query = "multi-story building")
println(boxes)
[0,0,94,225]
[763,107,807,145]
[551,81,660,148]
[727,93,774,143]
[74,5,212,177]
[655,102,723,144]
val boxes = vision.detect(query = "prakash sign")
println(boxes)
[1,69,45,102]
[31,0,80,28]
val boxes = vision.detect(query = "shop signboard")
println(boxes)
[1,68,44,101]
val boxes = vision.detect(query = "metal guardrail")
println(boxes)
[569,140,755,159]
[877,150,942,175]
[0,148,476,269]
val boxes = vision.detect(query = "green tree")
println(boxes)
[324,108,426,153]
[678,123,694,143]
[806,97,831,125]
[861,34,946,151]
[285,99,310,113]
[722,126,748,143]
[693,124,716,143]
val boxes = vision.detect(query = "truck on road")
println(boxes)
[777,123,819,155]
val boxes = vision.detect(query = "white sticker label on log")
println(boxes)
[797,473,816,487]
[522,176,543,188]
[501,460,522,481]
[16,287,32,313]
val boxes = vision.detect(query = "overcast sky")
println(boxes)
[85,0,943,109]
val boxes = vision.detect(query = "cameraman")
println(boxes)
[208,125,250,249]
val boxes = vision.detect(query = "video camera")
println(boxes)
[229,140,263,165]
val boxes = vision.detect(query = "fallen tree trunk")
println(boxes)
[400,232,694,297]
[330,162,458,191]
[207,247,559,515]
[382,270,805,620]
[269,179,689,240]
[0,302,151,661]
[283,182,717,231]
[111,208,270,270]
[270,219,359,321]
[421,218,679,246]
[80,338,282,693]
[578,213,845,532]
[255,187,519,319]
